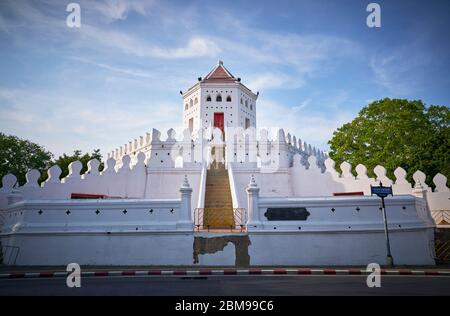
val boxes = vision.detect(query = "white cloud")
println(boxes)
[0,1,364,156]
[247,72,304,91]
[370,41,432,96]
[213,17,362,78]
[69,57,156,79]
[0,1,220,60]
[257,99,354,150]
[79,24,221,59]
[164,37,221,59]
[292,99,312,113]
[0,88,181,157]
[84,0,155,22]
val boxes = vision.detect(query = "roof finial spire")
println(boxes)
[218,60,223,65]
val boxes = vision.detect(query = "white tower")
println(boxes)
[182,61,258,136]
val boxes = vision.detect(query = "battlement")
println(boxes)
[107,126,329,171]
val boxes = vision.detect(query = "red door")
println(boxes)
[214,112,224,133]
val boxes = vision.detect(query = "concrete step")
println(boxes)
[205,190,231,194]
[205,184,230,188]
[205,186,230,189]
[203,165,234,227]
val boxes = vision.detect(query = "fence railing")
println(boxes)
[1,245,20,265]
[233,208,247,231]
[435,240,450,262]
[194,208,247,232]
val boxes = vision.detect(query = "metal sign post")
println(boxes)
[371,182,394,267]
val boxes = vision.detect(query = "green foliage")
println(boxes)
[328,98,450,186]
[0,133,53,186]
[0,132,104,185]
[41,149,104,182]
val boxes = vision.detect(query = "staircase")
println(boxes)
[203,163,234,228]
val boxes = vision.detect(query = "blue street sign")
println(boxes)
[371,185,393,198]
[371,183,394,266]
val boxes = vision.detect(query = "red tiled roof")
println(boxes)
[183,61,256,96]
[202,62,238,83]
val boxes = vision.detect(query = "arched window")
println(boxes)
[185,103,188,110]
[216,94,222,102]
[250,104,253,111]
[226,96,231,102]
[189,99,193,107]
[206,95,211,102]
[194,97,198,104]
[240,98,243,105]
[245,100,248,108]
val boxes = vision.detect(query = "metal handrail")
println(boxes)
[233,208,247,230]
[194,207,204,230]
[194,208,247,232]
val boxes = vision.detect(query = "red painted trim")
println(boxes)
[174,270,187,275]
[333,192,364,196]
[199,269,212,275]
[94,271,108,277]
[121,271,136,276]
[148,270,162,275]
[425,271,439,275]
[1,269,449,279]
[9,273,25,278]
[71,193,107,199]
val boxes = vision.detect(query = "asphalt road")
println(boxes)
[1,275,450,296]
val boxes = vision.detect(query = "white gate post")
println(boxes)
[178,175,193,230]
[246,175,262,230]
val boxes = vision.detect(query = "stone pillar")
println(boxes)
[178,175,193,230]
[246,175,262,230]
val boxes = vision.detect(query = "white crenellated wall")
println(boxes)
[0,177,196,266]
[109,127,329,174]
[287,155,449,226]
[244,177,436,266]
[0,126,448,229]
[0,189,436,266]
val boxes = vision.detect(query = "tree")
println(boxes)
[49,149,104,181]
[328,98,449,187]
[0,133,53,186]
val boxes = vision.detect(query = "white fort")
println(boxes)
[0,62,448,267]
[182,60,257,133]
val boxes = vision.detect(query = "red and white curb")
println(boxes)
[1,268,449,279]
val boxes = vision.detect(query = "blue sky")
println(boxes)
[0,0,449,158]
